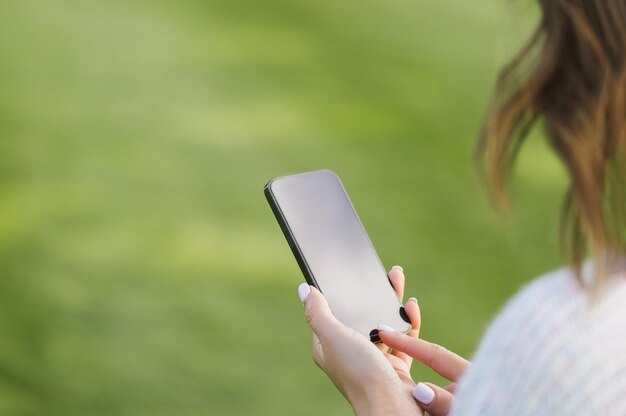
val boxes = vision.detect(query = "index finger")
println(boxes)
[379,332,469,382]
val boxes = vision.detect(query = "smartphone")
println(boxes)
[264,169,411,341]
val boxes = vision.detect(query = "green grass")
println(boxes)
[0,0,566,414]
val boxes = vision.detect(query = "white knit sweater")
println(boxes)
[450,266,626,415]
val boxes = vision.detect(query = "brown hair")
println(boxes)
[478,0,626,288]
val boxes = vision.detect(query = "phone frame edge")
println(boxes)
[263,179,321,292]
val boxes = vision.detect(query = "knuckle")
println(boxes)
[304,303,316,324]
[429,343,448,367]
[312,352,321,368]
[312,346,324,368]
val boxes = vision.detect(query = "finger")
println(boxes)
[383,351,411,375]
[374,333,391,353]
[387,266,405,300]
[378,332,469,382]
[444,383,457,394]
[412,382,453,416]
[298,283,342,342]
[379,266,406,353]
[388,297,421,365]
[404,297,421,337]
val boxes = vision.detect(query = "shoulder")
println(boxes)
[486,267,586,335]
[451,266,626,415]
[485,264,626,342]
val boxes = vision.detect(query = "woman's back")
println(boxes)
[451,267,626,415]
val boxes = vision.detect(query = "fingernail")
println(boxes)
[412,382,435,405]
[377,324,396,332]
[392,265,403,272]
[297,283,311,303]
[408,297,418,304]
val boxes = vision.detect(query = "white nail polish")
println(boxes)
[412,382,435,405]
[298,283,311,303]
[392,265,403,272]
[377,324,396,332]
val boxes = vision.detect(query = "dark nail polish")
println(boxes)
[369,329,381,343]
[399,306,411,324]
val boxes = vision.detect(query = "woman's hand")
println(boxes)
[379,329,470,416]
[297,266,422,416]
[380,267,422,392]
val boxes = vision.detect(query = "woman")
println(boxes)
[297,1,626,415]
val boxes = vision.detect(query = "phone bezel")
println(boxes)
[264,177,322,291]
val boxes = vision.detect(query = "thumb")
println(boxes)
[412,382,454,416]
[298,283,341,341]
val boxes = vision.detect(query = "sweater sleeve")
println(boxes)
[449,268,626,416]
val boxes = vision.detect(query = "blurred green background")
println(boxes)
[0,0,567,414]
